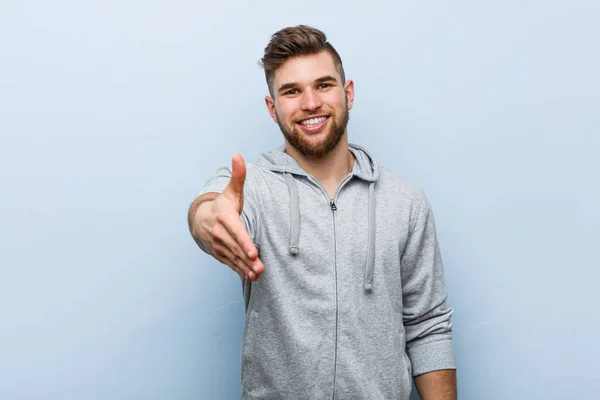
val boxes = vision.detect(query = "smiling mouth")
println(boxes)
[296,116,330,132]
[299,116,328,127]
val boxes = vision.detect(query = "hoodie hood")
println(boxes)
[256,143,379,181]
[255,143,379,291]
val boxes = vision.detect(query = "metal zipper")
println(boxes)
[307,174,353,400]
[330,198,338,400]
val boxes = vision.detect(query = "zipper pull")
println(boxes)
[330,200,337,211]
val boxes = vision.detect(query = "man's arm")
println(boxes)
[187,154,264,281]
[414,369,457,400]
[401,191,457,395]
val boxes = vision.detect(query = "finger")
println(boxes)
[224,153,246,211]
[215,244,263,281]
[210,224,252,265]
[216,211,258,261]
[250,257,265,276]
[215,253,244,279]
[224,244,259,279]
[214,244,254,280]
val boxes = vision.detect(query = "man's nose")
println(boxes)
[300,90,322,111]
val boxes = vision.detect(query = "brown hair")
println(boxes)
[259,25,346,97]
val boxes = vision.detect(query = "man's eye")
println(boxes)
[285,89,299,95]
[317,83,331,89]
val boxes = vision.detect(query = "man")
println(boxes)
[188,25,457,400]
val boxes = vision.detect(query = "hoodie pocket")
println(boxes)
[366,376,385,400]
[367,354,412,400]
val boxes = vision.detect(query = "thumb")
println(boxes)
[224,153,246,210]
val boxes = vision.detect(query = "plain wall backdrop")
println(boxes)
[1,1,599,399]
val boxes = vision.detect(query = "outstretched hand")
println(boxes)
[204,154,264,280]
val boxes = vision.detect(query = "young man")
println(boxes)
[188,25,457,400]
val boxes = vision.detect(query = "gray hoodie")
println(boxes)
[199,144,455,400]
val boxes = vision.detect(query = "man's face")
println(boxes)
[265,51,354,158]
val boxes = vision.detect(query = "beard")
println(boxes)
[276,105,350,158]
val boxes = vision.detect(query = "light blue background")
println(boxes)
[1,1,599,399]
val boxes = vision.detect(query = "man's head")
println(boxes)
[260,25,354,158]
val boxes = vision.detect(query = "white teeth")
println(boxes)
[300,117,326,127]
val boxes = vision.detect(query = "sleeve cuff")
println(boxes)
[407,338,456,376]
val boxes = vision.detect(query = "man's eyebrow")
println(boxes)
[277,82,297,93]
[314,75,337,83]
[277,76,338,93]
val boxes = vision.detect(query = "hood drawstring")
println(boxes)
[364,182,376,291]
[283,173,376,291]
[283,173,300,255]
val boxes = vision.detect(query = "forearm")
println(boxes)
[414,369,457,400]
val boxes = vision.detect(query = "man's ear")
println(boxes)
[265,96,278,123]
[344,79,355,111]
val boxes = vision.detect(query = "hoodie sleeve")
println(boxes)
[196,165,260,246]
[400,190,456,376]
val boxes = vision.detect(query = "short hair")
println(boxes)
[259,25,346,96]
